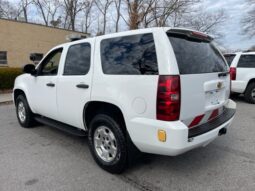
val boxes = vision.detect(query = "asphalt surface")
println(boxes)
[0,96,255,191]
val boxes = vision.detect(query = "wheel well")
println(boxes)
[14,89,25,105]
[247,79,255,86]
[84,101,126,131]
[245,79,255,92]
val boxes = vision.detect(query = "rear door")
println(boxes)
[56,40,93,129]
[167,30,230,128]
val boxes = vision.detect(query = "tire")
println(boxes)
[244,83,255,104]
[88,114,127,174]
[15,94,36,127]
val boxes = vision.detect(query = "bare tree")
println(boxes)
[62,0,84,30]
[82,0,94,33]
[18,0,32,22]
[0,0,19,19]
[181,9,227,39]
[123,0,199,30]
[95,0,113,34]
[242,0,255,37]
[0,0,229,38]
[114,0,122,32]
[152,0,199,27]
[33,0,61,26]
[123,0,155,30]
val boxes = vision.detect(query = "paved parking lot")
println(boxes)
[0,97,255,191]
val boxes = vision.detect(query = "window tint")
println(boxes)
[224,54,236,66]
[168,35,228,74]
[39,48,62,76]
[0,51,7,65]
[64,43,91,75]
[237,55,255,68]
[101,33,158,75]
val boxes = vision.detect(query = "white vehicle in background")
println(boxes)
[13,28,236,173]
[224,52,255,104]
[224,53,237,66]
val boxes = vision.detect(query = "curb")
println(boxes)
[0,101,13,105]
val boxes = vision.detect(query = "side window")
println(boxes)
[39,48,63,76]
[63,43,91,75]
[238,55,255,68]
[100,33,158,75]
[0,51,7,65]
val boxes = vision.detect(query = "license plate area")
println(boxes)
[205,89,224,107]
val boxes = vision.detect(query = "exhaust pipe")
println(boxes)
[218,128,227,136]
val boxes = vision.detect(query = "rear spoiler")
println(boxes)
[167,29,213,42]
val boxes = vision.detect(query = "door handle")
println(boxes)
[46,82,55,87]
[218,72,229,77]
[76,84,89,89]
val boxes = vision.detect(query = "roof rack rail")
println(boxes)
[66,33,87,42]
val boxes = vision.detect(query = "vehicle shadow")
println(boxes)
[230,94,246,103]
[27,119,233,189]
[31,124,223,169]
[126,143,227,172]
[27,121,236,191]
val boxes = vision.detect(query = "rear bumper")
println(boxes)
[127,99,236,156]
[188,107,235,138]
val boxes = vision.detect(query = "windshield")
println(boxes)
[168,34,228,74]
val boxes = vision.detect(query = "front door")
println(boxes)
[29,48,63,120]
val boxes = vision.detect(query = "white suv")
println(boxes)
[14,28,236,173]
[224,52,255,103]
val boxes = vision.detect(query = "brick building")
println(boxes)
[0,18,87,68]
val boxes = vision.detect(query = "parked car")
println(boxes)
[14,28,236,173]
[224,52,255,103]
[224,53,237,66]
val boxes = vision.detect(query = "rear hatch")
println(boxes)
[167,29,230,128]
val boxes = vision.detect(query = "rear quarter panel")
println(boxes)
[91,28,175,131]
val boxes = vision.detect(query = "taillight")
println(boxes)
[230,67,236,80]
[229,75,232,96]
[157,75,181,121]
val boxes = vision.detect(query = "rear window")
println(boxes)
[237,55,255,68]
[224,54,236,66]
[100,33,158,75]
[168,35,228,74]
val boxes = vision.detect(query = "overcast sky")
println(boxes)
[202,0,255,50]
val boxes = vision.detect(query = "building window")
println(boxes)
[0,51,7,65]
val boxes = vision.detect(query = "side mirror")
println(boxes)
[23,64,37,76]
[30,53,43,64]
